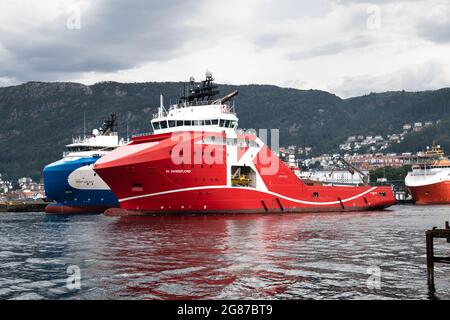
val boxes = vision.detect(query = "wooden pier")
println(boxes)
[426,221,450,294]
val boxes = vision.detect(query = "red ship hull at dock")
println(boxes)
[95,132,395,216]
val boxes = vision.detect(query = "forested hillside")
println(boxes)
[0,81,449,180]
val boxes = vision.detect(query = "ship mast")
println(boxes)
[179,71,220,105]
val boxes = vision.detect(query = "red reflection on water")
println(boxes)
[99,211,393,299]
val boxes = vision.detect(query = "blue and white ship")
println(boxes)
[43,114,125,214]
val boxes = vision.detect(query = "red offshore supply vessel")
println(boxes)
[94,72,395,216]
[405,145,450,204]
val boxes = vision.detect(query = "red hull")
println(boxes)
[102,186,395,216]
[408,181,450,204]
[94,131,396,216]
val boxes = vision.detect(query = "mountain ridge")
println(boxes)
[0,81,449,180]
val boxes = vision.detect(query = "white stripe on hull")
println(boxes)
[119,186,379,206]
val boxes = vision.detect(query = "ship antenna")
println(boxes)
[184,80,187,107]
[159,94,167,117]
[83,111,86,138]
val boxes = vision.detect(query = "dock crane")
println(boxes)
[330,155,369,185]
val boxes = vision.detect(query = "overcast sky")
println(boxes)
[0,0,449,97]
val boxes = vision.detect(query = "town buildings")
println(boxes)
[0,175,45,201]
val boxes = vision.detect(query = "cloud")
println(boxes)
[0,0,202,81]
[418,21,450,44]
[417,3,450,44]
[287,35,372,60]
[330,60,450,97]
[0,0,450,99]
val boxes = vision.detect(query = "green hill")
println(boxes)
[0,81,449,180]
[389,118,450,153]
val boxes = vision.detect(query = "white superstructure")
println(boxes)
[63,132,124,159]
[150,72,239,136]
[405,165,450,187]
[45,114,126,192]
[405,145,450,187]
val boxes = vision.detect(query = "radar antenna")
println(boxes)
[179,71,220,104]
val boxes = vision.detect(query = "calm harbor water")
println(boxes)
[1,205,450,300]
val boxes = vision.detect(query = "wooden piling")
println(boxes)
[425,222,450,294]
[426,230,435,293]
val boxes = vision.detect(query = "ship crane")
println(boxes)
[331,155,369,185]
[214,90,238,105]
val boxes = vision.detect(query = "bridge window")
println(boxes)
[176,120,183,126]
[168,120,176,128]
[220,119,226,127]
[212,119,219,125]
[153,122,161,130]
[67,146,101,152]
[206,120,212,125]
[160,120,168,129]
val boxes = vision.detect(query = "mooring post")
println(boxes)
[447,221,450,243]
[426,230,435,294]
